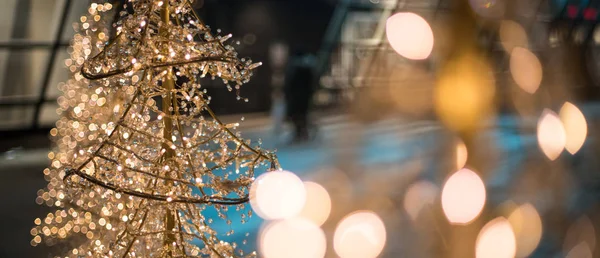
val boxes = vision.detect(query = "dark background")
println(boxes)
[196,0,336,114]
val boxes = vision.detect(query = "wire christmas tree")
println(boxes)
[32,1,278,257]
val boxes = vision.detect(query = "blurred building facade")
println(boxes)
[2,0,600,127]
[0,0,335,131]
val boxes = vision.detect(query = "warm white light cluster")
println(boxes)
[251,170,387,258]
[537,102,587,160]
[251,171,331,258]
[32,1,273,257]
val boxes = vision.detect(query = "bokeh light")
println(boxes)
[250,170,306,220]
[298,181,332,226]
[259,218,326,258]
[500,20,528,53]
[537,109,566,160]
[565,242,593,258]
[434,52,495,132]
[559,102,587,154]
[386,12,434,60]
[508,203,543,257]
[469,0,505,18]
[510,47,542,94]
[476,217,517,258]
[441,168,486,225]
[334,210,387,258]
[456,139,468,170]
[564,216,596,255]
[403,180,439,221]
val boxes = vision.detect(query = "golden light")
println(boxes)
[537,109,566,160]
[259,218,326,258]
[434,52,495,132]
[469,0,505,18]
[298,181,332,226]
[404,180,438,221]
[559,102,587,154]
[500,20,528,53]
[386,12,434,60]
[476,217,517,258]
[334,211,387,258]
[250,170,306,220]
[508,203,543,257]
[441,168,486,225]
[510,47,542,94]
[35,1,275,255]
[564,216,596,255]
[456,139,468,170]
[566,242,593,258]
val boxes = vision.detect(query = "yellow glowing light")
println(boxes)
[441,168,486,224]
[476,217,517,258]
[560,102,587,154]
[403,180,438,221]
[250,170,306,220]
[500,20,528,53]
[434,53,495,132]
[456,139,468,170]
[386,12,434,60]
[259,218,326,258]
[510,47,542,94]
[508,203,543,257]
[469,0,505,18]
[537,109,566,160]
[333,211,387,258]
[298,182,331,226]
[566,242,593,258]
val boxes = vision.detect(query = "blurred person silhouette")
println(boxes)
[268,42,289,142]
[284,48,317,143]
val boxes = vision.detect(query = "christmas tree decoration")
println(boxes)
[32,1,278,257]
[32,1,117,248]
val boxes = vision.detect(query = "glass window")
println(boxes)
[0,49,50,98]
[39,102,59,127]
[0,0,66,42]
[0,106,34,129]
[46,49,70,99]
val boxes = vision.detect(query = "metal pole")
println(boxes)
[160,2,177,256]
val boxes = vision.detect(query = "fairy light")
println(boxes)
[32,1,275,257]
